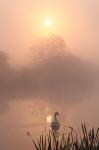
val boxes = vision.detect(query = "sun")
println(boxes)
[37,15,59,36]
[44,17,53,27]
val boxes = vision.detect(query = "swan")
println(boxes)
[51,112,60,131]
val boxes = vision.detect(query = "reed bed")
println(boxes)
[27,124,99,150]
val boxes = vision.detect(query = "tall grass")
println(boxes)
[27,124,99,150]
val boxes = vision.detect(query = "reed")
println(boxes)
[27,124,99,150]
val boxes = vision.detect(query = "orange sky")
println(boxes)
[0,0,99,65]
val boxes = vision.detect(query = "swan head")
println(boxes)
[54,112,60,118]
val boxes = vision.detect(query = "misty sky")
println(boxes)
[0,0,99,65]
[0,0,99,150]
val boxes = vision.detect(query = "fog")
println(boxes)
[0,35,99,150]
[0,35,98,113]
[0,0,99,150]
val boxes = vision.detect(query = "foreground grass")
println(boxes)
[27,124,99,150]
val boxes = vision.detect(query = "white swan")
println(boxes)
[51,112,60,131]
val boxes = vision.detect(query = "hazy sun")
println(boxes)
[44,17,53,27]
[35,15,59,36]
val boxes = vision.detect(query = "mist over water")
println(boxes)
[0,35,98,113]
[0,35,99,150]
